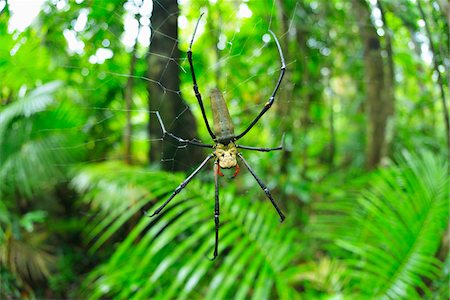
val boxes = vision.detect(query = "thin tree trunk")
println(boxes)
[323,0,336,167]
[124,19,140,165]
[276,0,294,176]
[205,2,222,84]
[407,27,433,127]
[294,8,313,178]
[378,1,396,159]
[326,77,336,166]
[437,0,449,24]
[353,0,394,170]
[417,0,450,171]
[147,0,203,171]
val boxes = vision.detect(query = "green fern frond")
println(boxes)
[310,151,449,298]
[76,161,301,299]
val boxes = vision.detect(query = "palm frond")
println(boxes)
[0,81,62,135]
[0,209,56,284]
[75,161,302,299]
[310,151,449,298]
[0,82,86,198]
[5,231,56,282]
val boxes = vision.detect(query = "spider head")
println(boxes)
[215,142,237,169]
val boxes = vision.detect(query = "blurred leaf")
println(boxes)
[0,228,56,284]
[286,257,348,295]
[0,81,62,136]
[0,82,86,198]
[19,211,48,233]
[310,151,449,298]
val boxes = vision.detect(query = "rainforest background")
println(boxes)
[0,0,449,299]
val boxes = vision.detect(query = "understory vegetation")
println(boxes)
[1,0,449,299]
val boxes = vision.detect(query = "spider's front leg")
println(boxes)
[145,154,214,217]
[187,13,216,140]
[234,30,286,141]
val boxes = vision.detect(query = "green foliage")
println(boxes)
[1,0,448,298]
[73,161,301,299]
[47,245,87,299]
[0,200,56,290]
[1,267,23,299]
[0,82,86,199]
[75,151,448,299]
[427,254,450,300]
[310,151,449,298]
[0,80,88,296]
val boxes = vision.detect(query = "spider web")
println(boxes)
[142,1,293,173]
[148,2,295,174]
[80,1,293,173]
[7,0,300,188]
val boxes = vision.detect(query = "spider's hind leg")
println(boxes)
[145,154,214,217]
[238,153,285,222]
[210,161,220,260]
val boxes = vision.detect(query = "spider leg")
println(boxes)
[237,133,285,152]
[238,153,285,222]
[210,160,220,260]
[187,13,216,140]
[145,154,214,217]
[155,111,213,148]
[236,145,282,152]
[235,30,286,141]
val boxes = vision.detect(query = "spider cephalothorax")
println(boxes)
[214,142,237,169]
[214,142,240,177]
[147,13,286,260]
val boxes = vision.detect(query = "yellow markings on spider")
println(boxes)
[214,142,238,169]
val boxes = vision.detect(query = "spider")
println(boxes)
[146,13,286,260]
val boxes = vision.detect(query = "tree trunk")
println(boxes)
[276,0,295,176]
[418,0,450,172]
[147,0,204,171]
[124,20,139,165]
[353,0,395,170]
[437,0,449,24]
[378,1,396,160]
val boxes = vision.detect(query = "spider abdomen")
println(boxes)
[210,88,235,143]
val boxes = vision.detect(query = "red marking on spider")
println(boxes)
[232,164,240,178]
[217,166,224,177]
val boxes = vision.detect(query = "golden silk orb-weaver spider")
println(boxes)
[146,13,286,260]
